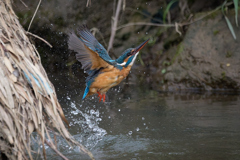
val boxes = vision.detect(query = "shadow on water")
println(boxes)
[41,71,240,160]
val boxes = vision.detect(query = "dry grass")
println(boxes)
[0,0,93,159]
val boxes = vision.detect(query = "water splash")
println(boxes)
[69,101,107,149]
[31,100,107,159]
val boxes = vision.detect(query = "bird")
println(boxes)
[68,25,149,102]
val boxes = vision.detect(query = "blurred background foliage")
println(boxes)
[13,0,240,91]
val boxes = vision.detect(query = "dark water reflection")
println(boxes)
[47,71,240,160]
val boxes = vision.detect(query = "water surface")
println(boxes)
[46,72,240,160]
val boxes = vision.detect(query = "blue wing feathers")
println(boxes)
[69,25,118,73]
[68,25,117,74]
[77,25,113,61]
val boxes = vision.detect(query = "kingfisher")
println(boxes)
[68,25,149,102]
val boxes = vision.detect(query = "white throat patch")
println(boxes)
[129,51,139,66]
[116,51,139,67]
[118,62,126,66]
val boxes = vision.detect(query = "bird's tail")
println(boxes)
[82,86,89,100]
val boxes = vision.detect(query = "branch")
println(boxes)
[116,2,234,35]
[86,0,91,7]
[117,22,174,30]
[28,0,42,31]
[107,0,122,52]
[116,10,215,31]
[26,31,52,48]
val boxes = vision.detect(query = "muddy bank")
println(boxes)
[13,0,240,91]
[154,10,240,91]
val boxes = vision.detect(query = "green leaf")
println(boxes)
[222,0,237,40]
[224,15,237,39]
[161,69,166,74]
[163,0,178,23]
[233,0,239,27]
[221,0,227,14]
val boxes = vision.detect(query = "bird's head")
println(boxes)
[116,39,149,67]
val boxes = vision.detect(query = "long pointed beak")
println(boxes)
[132,38,150,55]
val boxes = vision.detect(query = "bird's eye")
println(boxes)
[127,49,134,56]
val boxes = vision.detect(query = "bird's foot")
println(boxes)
[102,94,106,102]
[97,91,102,102]
[97,92,106,102]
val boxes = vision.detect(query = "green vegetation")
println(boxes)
[226,51,232,58]
[161,68,166,74]
[171,42,183,64]
[163,0,178,23]
[213,30,220,35]
[233,0,239,26]
[221,0,239,40]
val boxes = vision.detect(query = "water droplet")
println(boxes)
[118,109,121,112]
[128,131,133,135]
[71,110,78,115]
[137,8,139,10]
[146,32,148,35]
[90,109,94,115]
[142,117,145,120]
[136,127,140,131]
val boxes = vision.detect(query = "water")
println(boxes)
[44,72,240,160]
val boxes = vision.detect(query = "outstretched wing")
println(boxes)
[77,25,112,61]
[68,31,113,74]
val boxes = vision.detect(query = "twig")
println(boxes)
[116,2,233,32]
[122,0,126,11]
[117,22,174,30]
[28,0,42,31]
[19,0,28,8]
[45,140,69,160]
[175,22,182,36]
[107,0,122,52]
[86,0,91,7]
[26,31,52,48]
[180,2,232,26]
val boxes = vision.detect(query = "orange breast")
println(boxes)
[87,66,132,96]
